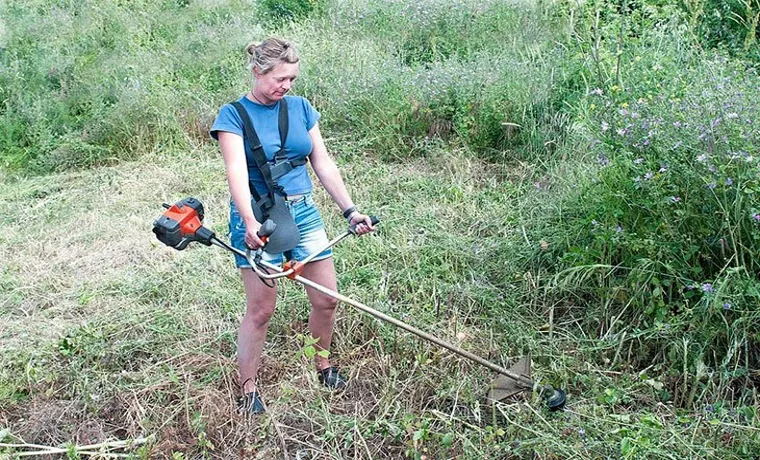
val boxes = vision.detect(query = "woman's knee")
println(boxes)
[312,294,339,313]
[246,300,276,327]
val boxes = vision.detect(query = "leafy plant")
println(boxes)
[297,334,330,360]
[257,0,326,24]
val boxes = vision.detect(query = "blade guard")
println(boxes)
[487,356,532,403]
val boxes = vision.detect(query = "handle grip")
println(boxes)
[257,219,276,243]
[349,215,380,234]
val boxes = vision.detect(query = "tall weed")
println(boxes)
[0,0,580,172]
[298,0,580,162]
[0,0,258,172]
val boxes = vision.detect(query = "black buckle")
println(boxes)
[269,161,293,180]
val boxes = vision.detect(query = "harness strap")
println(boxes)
[230,99,289,208]
[230,98,310,213]
[275,98,289,163]
[270,98,307,181]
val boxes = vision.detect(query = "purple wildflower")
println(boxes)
[753,213,760,221]
[670,196,681,203]
[658,164,668,173]
[725,178,733,186]
[723,302,731,310]
[696,154,708,163]
[644,171,654,180]
[601,121,609,132]
[701,283,714,293]
[620,108,629,116]
[598,154,609,166]
[673,121,682,127]
[616,225,623,233]
[631,112,639,119]
[590,88,603,96]
[634,157,644,164]
[617,128,627,136]
[707,182,717,190]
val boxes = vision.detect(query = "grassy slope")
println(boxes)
[0,146,535,457]
[2,150,758,458]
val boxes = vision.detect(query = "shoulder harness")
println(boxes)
[230,98,305,253]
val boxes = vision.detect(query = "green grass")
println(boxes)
[1,0,759,458]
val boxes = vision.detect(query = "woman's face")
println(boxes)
[253,62,299,104]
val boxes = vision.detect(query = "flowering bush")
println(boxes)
[576,57,760,320]
[528,21,760,402]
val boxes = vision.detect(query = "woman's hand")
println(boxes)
[348,212,375,235]
[244,220,266,250]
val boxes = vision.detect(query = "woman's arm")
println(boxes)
[308,123,374,233]
[218,131,265,248]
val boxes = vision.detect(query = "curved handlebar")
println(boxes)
[246,215,381,280]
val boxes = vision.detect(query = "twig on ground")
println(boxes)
[0,437,150,457]
[261,398,291,460]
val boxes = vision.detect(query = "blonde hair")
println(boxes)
[246,38,299,75]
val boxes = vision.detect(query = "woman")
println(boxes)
[210,38,374,414]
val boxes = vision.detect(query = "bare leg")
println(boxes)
[301,257,340,371]
[238,268,278,394]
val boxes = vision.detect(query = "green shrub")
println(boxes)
[258,0,326,24]
[294,0,581,163]
[527,20,760,405]
[691,0,760,59]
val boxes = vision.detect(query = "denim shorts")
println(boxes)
[229,193,333,268]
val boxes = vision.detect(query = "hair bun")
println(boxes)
[245,37,299,73]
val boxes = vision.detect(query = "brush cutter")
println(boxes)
[152,197,566,411]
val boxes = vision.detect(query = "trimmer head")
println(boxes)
[487,356,567,411]
[545,388,566,411]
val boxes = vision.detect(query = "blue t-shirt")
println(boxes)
[210,95,321,197]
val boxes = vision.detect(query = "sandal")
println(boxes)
[318,366,348,390]
[237,391,265,415]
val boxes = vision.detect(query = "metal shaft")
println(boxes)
[260,261,550,393]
